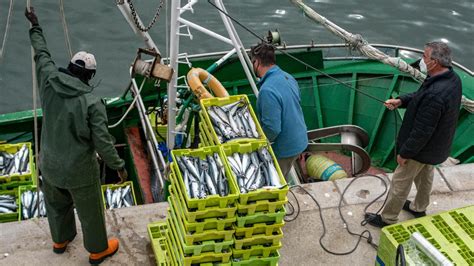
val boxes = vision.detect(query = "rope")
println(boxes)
[26,0,41,219]
[108,79,146,128]
[461,95,474,113]
[0,0,14,63]
[59,0,73,58]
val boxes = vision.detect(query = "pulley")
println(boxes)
[132,48,173,82]
[266,29,281,45]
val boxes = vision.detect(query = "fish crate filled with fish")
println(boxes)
[0,143,34,184]
[166,214,233,266]
[0,190,19,223]
[220,140,289,205]
[169,184,236,224]
[147,221,172,266]
[231,250,280,266]
[101,181,136,210]
[18,185,46,220]
[199,95,266,145]
[170,146,239,210]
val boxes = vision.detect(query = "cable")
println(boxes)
[0,0,14,63]
[285,173,389,255]
[59,0,73,58]
[108,79,146,128]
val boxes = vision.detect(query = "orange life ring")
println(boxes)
[186,68,229,100]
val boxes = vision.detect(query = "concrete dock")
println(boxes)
[1,163,473,265]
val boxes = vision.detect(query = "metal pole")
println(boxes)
[130,79,165,199]
[27,0,41,219]
[214,0,259,96]
[117,1,160,54]
[178,18,233,45]
[167,0,181,150]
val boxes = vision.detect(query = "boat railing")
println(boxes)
[182,43,473,76]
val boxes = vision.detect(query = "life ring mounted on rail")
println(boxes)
[186,68,229,100]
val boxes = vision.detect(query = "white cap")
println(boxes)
[71,51,97,70]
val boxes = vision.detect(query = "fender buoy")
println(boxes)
[186,68,229,100]
[306,154,347,181]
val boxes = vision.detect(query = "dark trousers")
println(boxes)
[42,177,108,253]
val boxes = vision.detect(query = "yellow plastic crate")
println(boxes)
[236,198,288,215]
[0,142,34,184]
[234,221,285,239]
[167,216,233,266]
[101,181,136,210]
[199,95,266,145]
[220,140,289,205]
[235,208,286,228]
[0,190,19,223]
[170,146,239,211]
[147,221,171,266]
[170,186,236,232]
[232,243,282,260]
[233,229,283,250]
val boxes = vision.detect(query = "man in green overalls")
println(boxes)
[25,8,127,265]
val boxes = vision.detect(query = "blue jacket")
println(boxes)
[256,66,308,158]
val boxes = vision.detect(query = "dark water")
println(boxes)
[0,0,473,114]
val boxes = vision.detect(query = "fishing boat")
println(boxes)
[1,1,473,265]
[1,0,472,201]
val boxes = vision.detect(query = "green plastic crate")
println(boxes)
[232,243,282,260]
[0,142,34,184]
[170,146,239,211]
[168,201,234,256]
[233,229,283,250]
[18,185,46,220]
[169,183,236,222]
[101,181,136,210]
[235,208,286,228]
[236,198,288,215]
[199,114,216,146]
[0,190,19,223]
[200,95,267,145]
[167,216,233,266]
[220,140,289,205]
[378,205,474,266]
[147,221,171,266]
[234,221,285,239]
[170,188,236,233]
[169,204,235,246]
[231,250,280,266]
[0,180,33,191]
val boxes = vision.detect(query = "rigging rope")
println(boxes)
[59,0,73,58]
[0,0,14,63]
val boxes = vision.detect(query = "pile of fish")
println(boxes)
[206,98,260,143]
[0,194,17,214]
[175,153,230,199]
[0,144,30,177]
[21,190,47,219]
[104,185,134,209]
[227,147,282,194]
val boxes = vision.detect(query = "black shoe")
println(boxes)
[364,213,390,228]
[403,200,426,218]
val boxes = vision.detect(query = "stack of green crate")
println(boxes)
[166,146,240,265]
[0,142,35,223]
[377,205,474,266]
[221,141,287,266]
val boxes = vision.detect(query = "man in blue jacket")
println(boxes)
[366,42,462,227]
[251,43,308,179]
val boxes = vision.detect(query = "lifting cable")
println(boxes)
[0,0,14,63]
[59,0,73,58]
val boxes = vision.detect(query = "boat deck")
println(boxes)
[0,163,473,265]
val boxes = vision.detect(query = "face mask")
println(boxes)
[419,58,427,73]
